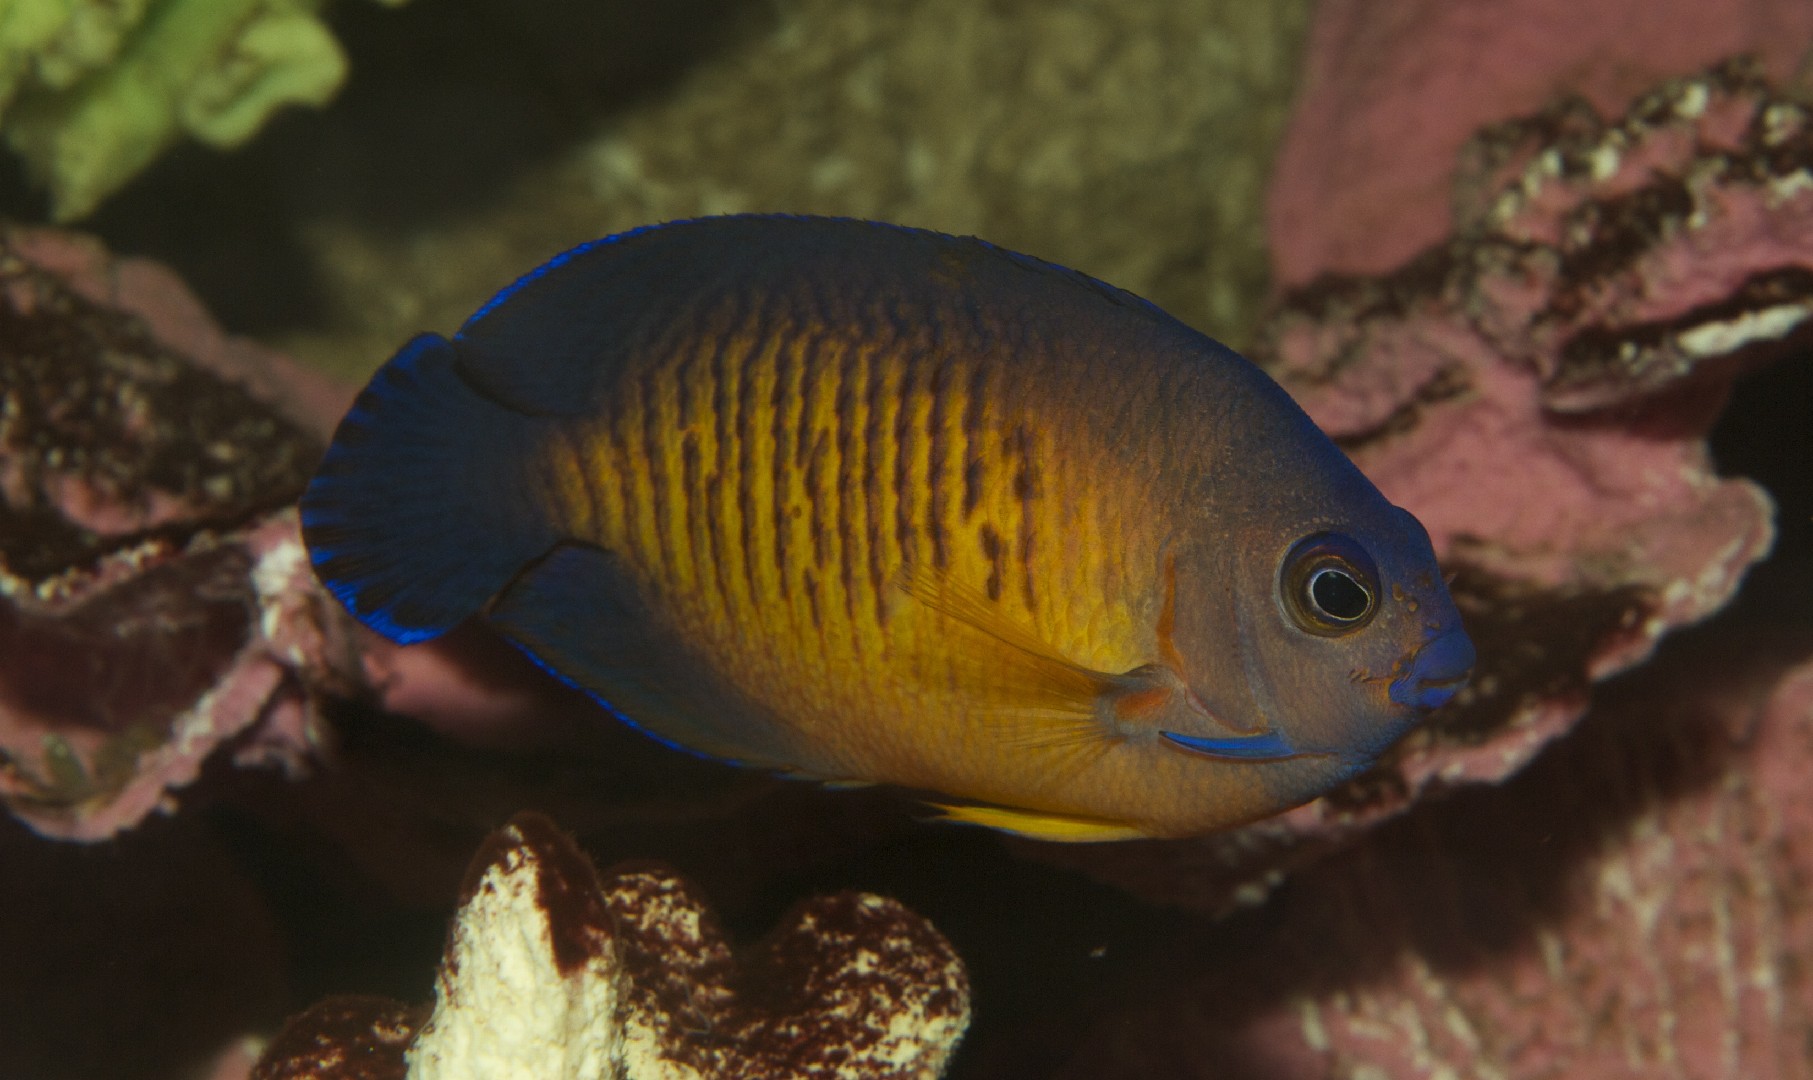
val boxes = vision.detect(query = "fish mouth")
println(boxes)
[1388,628,1476,710]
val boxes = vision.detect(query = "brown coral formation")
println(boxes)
[254,813,971,1080]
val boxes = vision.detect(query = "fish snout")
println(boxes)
[1388,628,1475,710]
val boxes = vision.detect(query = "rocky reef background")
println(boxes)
[2,2,1812,1078]
[2,0,1311,370]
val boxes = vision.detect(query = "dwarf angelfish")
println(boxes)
[301,215,1473,841]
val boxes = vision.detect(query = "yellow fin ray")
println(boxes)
[894,561,1113,710]
[927,801,1148,842]
[893,560,1139,778]
[974,711,1122,785]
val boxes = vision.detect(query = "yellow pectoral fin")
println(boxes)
[894,560,1168,776]
[895,561,1115,719]
[927,801,1149,842]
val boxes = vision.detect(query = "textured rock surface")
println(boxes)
[1039,624,1813,1079]
[1268,0,1813,284]
[254,813,971,1080]
[1039,62,1811,913]
[0,226,353,432]
[0,227,351,839]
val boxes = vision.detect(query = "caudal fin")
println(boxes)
[300,334,558,643]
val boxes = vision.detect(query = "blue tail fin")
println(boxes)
[300,334,559,643]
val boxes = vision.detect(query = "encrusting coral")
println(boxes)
[1266,0,1813,284]
[253,812,971,1080]
[0,222,833,847]
[937,42,1813,1078]
[0,226,352,840]
[0,0,410,221]
[1032,623,1813,1078]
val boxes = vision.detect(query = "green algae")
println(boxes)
[0,0,407,221]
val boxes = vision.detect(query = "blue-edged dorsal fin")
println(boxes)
[301,333,558,643]
[485,542,811,771]
[447,214,1188,418]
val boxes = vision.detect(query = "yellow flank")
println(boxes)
[537,299,1164,794]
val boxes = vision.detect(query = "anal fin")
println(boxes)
[486,542,794,769]
[927,801,1148,842]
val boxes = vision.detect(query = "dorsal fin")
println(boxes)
[448,214,1190,417]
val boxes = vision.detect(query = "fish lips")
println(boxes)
[1388,628,1476,711]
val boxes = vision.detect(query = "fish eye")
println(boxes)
[1279,532,1379,636]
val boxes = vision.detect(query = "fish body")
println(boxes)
[302,215,1472,840]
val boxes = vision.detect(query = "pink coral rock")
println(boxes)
[0,228,358,840]
[1045,626,1813,1079]
[1268,0,1813,284]
[1039,61,1809,912]
[253,813,971,1080]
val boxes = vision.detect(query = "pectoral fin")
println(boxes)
[927,801,1148,842]
[893,562,1123,761]
[894,562,1109,701]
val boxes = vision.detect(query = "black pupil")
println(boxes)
[1309,567,1370,621]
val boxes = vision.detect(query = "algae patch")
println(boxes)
[0,0,408,221]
